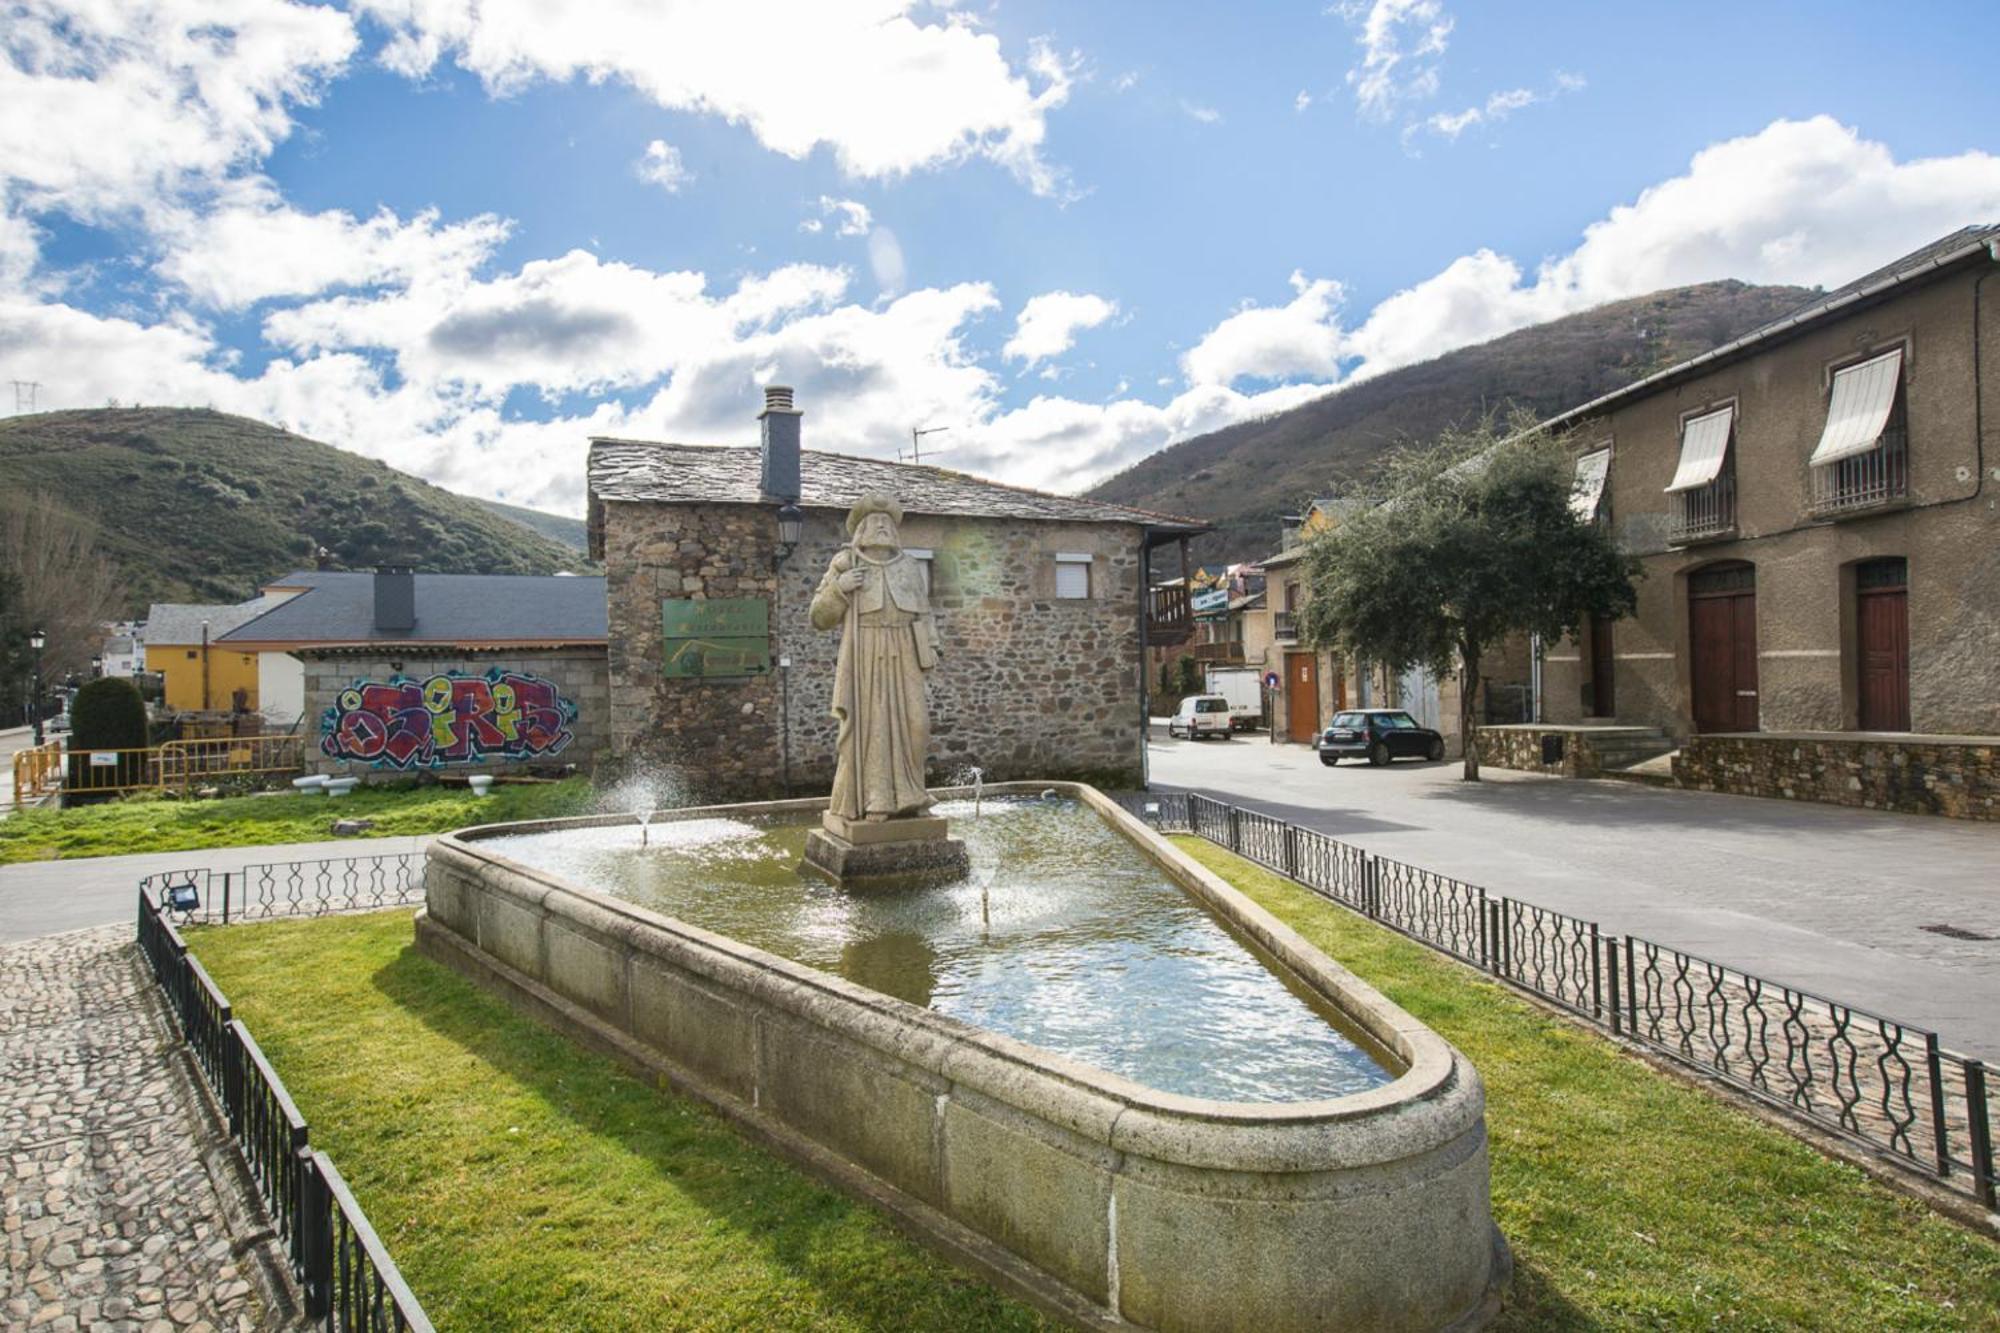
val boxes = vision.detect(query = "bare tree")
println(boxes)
[0,493,125,679]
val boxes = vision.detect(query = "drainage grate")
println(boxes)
[1921,923,1997,942]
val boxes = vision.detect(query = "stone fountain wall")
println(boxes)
[601,500,1146,800]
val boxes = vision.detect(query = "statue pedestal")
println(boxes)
[803,811,969,884]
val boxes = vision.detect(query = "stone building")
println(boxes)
[587,389,1204,800]
[1520,224,2000,815]
[221,570,608,777]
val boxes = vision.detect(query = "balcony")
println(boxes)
[1810,424,1908,516]
[1273,610,1299,641]
[1148,583,1192,645]
[1188,640,1246,663]
[1670,473,1736,545]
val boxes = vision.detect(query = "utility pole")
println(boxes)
[10,381,39,414]
[908,424,949,464]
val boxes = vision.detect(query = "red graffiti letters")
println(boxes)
[320,670,578,769]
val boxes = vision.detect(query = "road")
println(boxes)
[1147,722,2000,1059]
[0,836,433,943]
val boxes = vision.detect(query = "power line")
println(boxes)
[10,381,39,413]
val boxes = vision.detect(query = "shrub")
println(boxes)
[71,677,147,749]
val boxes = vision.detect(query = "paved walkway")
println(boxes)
[1147,723,2000,1059]
[0,838,433,944]
[1,925,286,1332]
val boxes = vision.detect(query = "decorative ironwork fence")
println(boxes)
[138,853,426,926]
[138,888,433,1331]
[1115,791,1999,1211]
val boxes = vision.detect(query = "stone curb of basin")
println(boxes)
[418,782,1511,1332]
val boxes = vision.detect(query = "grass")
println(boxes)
[191,912,1048,1333]
[185,848,2000,1332]
[0,777,596,864]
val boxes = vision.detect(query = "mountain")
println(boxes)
[0,407,586,614]
[1086,281,1816,563]
[476,497,589,552]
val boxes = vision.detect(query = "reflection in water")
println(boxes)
[485,799,1391,1104]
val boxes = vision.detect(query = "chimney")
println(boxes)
[758,384,802,503]
[374,566,416,634]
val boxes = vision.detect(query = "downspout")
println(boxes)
[1970,247,1996,505]
[200,619,211,713]
[1138,527,1152,789]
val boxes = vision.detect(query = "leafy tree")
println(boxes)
[1297,412,1639,779]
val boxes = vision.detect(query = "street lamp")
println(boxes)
[91,654,103,678]
[28,628,46,745]
[772,502,804,567]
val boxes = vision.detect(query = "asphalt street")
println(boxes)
[1146,721,2000,1059]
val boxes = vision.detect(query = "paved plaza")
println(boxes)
[1147,723,2000,1060]
[1,925,286,1332]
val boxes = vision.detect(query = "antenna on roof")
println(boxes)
[904,424,949,464]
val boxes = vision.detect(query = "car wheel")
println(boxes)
[1320,755,1339,767]
[1369,740,1391,767]
[1427,737,1444,761]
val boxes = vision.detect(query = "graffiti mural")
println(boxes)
[320,669,579,768]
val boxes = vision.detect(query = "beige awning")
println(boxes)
[1809,347,1903,467]
[1571,448,1610,520]
[1665,407,1733,493]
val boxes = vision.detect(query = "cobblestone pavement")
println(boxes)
[1,925,285,1332]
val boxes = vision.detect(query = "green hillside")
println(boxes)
[0,408,586,614]
[475,496,589,551]
[1087,280,1815,563]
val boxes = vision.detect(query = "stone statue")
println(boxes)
[809,493,942,822]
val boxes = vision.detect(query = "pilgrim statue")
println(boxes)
[810,494,942,823]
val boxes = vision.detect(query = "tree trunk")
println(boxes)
[1459,643,1481,781]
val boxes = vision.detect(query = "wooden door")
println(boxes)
[1856,559,1909,731]
[1285,652,1319,743]
[1689,564,1758,733]
[1588,615,1616,717]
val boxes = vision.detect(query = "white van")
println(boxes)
[1167,694,1233,740]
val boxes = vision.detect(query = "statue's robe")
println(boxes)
[810,547,941,820]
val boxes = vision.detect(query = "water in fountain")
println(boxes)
[595,765,692,850]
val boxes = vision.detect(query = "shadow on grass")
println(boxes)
[367,941,1042,1332]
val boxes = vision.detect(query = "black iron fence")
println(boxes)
[138,852,426,926]
[138,888,434,1331]
[1118,791,1999,1212]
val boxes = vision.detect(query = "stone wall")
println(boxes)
[1474,724,1653,778]
[302,648,608,779]
[601,499,1146,801]
[1672,732,2000,821]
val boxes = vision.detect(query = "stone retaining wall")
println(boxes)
[1475,725,1637,779]
[1672,733,2000,821]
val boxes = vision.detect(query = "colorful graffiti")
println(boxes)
[320,669,578,769]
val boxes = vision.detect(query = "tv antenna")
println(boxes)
[905,424,949,464]
[11,381,39,413]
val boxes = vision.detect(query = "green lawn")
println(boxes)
[0,777,595,863]
[186,846,2000,1332]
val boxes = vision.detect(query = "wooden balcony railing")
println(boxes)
[1148,583,1192,645]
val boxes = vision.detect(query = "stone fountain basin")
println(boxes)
[417,782,1505,1332]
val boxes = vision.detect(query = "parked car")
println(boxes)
[48,712,71,734]
[1318,709,1444,766]
[1167,694,1234,740]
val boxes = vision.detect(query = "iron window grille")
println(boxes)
[1671,465,1736,544]
[1811,392,1909,514]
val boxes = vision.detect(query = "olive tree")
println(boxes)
[1297,413,1639,780]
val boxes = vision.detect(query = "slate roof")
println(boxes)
[218,572,607,647]
[588,440,1208,533]
[1546,224,2000,429]
[142,595,296,647]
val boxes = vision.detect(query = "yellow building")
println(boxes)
[142,581,312,714]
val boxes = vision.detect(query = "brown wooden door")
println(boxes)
[1856,559,1909,731]
[1588,615,1616,717]
[1286,652,1319,743]
[1689,563,1758,733]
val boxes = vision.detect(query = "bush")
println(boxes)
[71,677,147,749]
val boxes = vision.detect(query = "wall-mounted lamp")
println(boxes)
[773,502,804,567]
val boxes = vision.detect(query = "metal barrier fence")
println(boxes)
[138,887,433,1331]
[1117,791,1999,1211]
[25,735,307,800]
[11,738,62,803]
[139,853,428,925]
[158,734,306,793]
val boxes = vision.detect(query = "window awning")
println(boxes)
[1570,448,1610,520]
[1665,407,1734,493]
[1809,347,1903,467]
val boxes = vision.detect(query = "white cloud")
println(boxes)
[1294,89,1313,114]
[868,227,907,296]
[1112,70,1139,93]
[1409,75,1582,144]
[816,196,874,237]
[798,218,824,234]
[155,181,510,309]
[1181,100,1221,125]
[358,1,1076,195]
[1341,0,1452,120]
[1003,291,1118,366]
[635,139,693,193]
[1182,272,1346,386]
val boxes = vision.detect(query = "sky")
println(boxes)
[5,0,2000,517]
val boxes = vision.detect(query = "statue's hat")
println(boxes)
[844,492,904,534]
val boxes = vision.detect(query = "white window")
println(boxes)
[905,548,934,595]
[1571,447,1610,522]
[1054,552,1091,599]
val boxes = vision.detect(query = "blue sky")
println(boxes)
[4,1,1998,513]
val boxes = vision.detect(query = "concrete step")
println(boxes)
[1603,749,1680,787]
